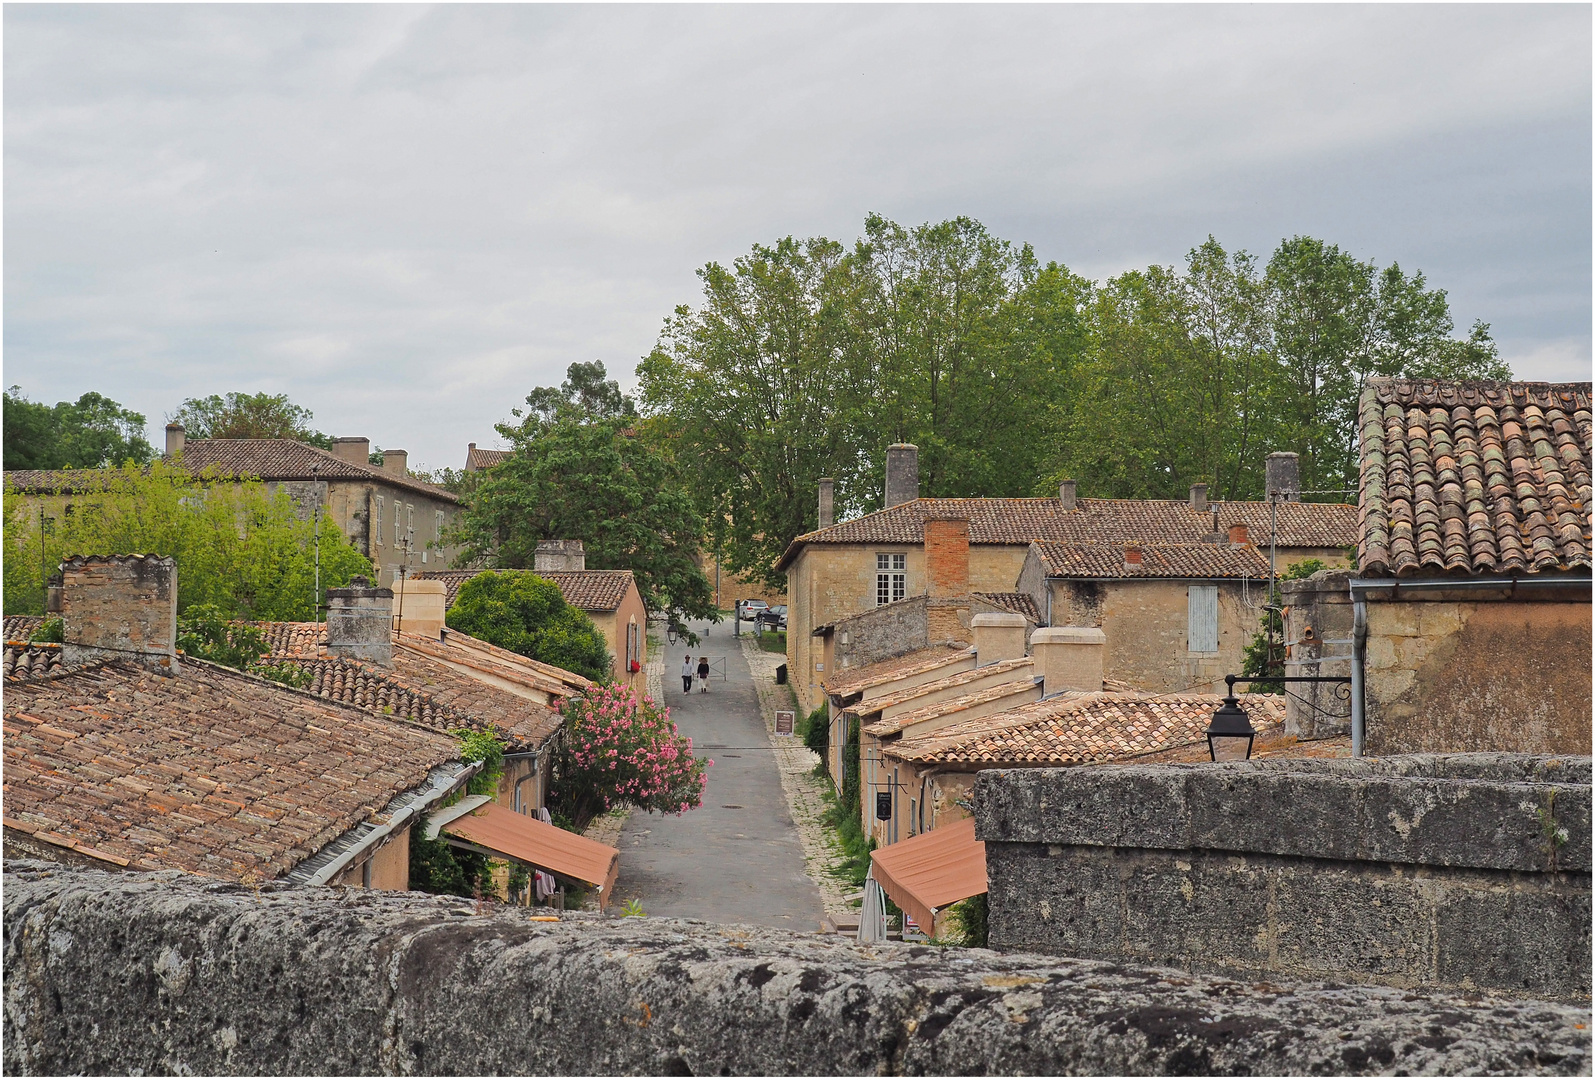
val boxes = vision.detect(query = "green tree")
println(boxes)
[3,459,371,618]
[444,570,611,682]
[3,387,157,470]
[168,392,332,448]
[451,367,716,639]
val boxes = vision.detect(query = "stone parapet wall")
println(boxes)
[4,863,1588,1076]
[975,755,1592,1002]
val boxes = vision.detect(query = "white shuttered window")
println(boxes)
[1187,585,1219,653]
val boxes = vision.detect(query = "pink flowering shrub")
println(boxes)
[549,682,711,830]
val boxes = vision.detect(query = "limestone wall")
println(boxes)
[4,862,1587,1076]
[976,754,1592,1002]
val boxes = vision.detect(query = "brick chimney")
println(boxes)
[1189,483,1208,513]
[60,555,179,673]
[925,516,970,599]
[331,437,370,466]
[535,539,586,572]
[1058,479,1077,512]
[885,444,919,508]
[1030,626,1105,695]
[165,424,185,458]
[971,612,1027,664]
[1266,452,1301,502]
[381,449,408,476]
[1229,523,1250,546]
[817,478,835,529]
[1124,544,1144,571]
[326,576,393,665]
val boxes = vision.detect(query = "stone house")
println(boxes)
[776,443,1356,715]
[1285,378,1591,756]
[464,443,512,471]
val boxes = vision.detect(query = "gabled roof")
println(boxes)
[2,659,461,881]
[776,496,1355,570]
[465,445,512,471]
[885,691,1287,768]
[822,643,974,700]
[177,439,460,502]
[1029,541,1271,580]
[419,568,636,612]
[852,656,1036,724]
[863,678,1042,738]
[1357,378,1592,578]
[972,592,1041,624]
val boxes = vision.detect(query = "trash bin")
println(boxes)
[775,663,788,685]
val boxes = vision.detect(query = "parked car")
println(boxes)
[768,605,788,630]
[738,599,769,618]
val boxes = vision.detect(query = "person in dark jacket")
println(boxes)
[697,656,710,693]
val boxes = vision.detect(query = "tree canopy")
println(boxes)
[638,218,1511,589]
[168,392,332,447]
[444,570,611,683]
[448,362,716,640]
[3,387,157,470]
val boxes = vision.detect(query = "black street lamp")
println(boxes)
[1206,681,1257,762]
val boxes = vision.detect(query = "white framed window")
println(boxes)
[1188,585,1219,653]
[876,553,906,606]
[374,497,384,546]
[435,509,445,540]
[393,502,403,547]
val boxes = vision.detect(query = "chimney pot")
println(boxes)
[535,539,586,572]
[326,575,394,665]
[382,449,408,476]
[1030,625,1106,695]
[1266,452,1301,502]
[1189,483,1208,513]
[60,555,179,673]
[885,444,919,508]
[331,437,370,466]
[817,478,835,529]
[1058,479,1077,512]
[165,424,185,458]
[1229,523,1250,546]
[971,612,1027,664]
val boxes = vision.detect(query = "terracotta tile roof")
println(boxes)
[864,678,1043,738]
[886,692,1288,768]
[1030,541,1272,579]
[2,659,460,881]
[466,446,512,471]
[1357,378,1592,577]
[178,439,460,503]
[250,621,325,658]
[3,642,62,679]
[822,643,975,700]
[409,630,595,698]
[776,497,1355,570]
[4,616,46,641]
[973,592,1041,624]
[418,568,635,612]
[3,470,121,494]
[854,656,1037,725]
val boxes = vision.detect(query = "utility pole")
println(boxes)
[311,463,322,623]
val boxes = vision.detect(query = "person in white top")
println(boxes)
[681,655,694,694]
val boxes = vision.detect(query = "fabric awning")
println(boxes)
[440,801,620,907]
[869,817,987,935]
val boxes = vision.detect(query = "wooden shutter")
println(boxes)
[1188,585,1219,652]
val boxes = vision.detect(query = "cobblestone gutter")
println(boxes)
[4,863,1587,1076]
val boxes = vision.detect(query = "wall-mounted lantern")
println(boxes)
[1206,689,1257,762]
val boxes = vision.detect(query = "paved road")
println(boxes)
[612,618,825,930]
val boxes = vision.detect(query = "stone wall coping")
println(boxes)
[970,612,1026,628]
[974,754,1592,873]
[1030,626,1107,645]
[3,863,1588,1076]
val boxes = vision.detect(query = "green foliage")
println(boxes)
[756,628,786,653]
[939,893,989,948]
[252,660,314,690]
[1241,558,1329,692]
[816,715,872,889]
[619,898,647,918]
[444,570,610,682]
[168,392,331,448]
[408,811,494,899]
[801,704,829,769]
[447,373,715,641]
[456,729,506,797]
[29,618,64,644]
[3,459,372,618]
[177,605,271,668]
[4,387,156,470]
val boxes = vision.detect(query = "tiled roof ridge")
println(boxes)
[59,552,174,568]
[428,629,595,689]
[394,635,577,697]
[859,655,1036,714]
[1366,377,1592,410]
[179,438,461,502]
[865,677,1042,736]
[821,643,976,698]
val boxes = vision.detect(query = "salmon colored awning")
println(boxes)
[441,802,620,908]
[869,816,987,935]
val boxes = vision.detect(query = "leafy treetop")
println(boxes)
[444,570,612,683]
[4,387,156,470]
[168,392,332,448]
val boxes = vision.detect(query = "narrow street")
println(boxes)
[611,618,827,930]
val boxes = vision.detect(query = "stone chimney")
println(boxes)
[60,555,179,673]
[465,442,478,472]
[1229,523,1250,546]
[535,539,586,572]
[1030,626,1106,695]
[392,578,447,640]
[382,449,408,476]
[1124,544,1144,571]
[331,437,370,466]
[1189,483,1208,513]
[1266,452,1301,502]
[1059,479,1077,512]
[165,424,185,458]
[326,576,393,665]
[885,444,919,508]
[971,612,1027,665]
[817,478,835,529]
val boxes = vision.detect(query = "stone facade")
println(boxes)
[976,755,1592,1002]
[325,577,395,665]
[59,555,178,673]
[1281,570,1355,737]
[7,862,1587,1076]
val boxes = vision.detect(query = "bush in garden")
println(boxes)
[444,570,611,682]
[550,682,710,830]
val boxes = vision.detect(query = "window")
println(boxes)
[374,497,384,546]
[393,502,403,547]
[1188,585,1219,653]
[435,509,445,540]
[876,553,906,606]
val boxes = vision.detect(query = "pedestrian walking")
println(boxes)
[697,656,710,693]
[681,654,694,694]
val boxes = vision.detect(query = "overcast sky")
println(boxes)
[6,4,1590,474]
